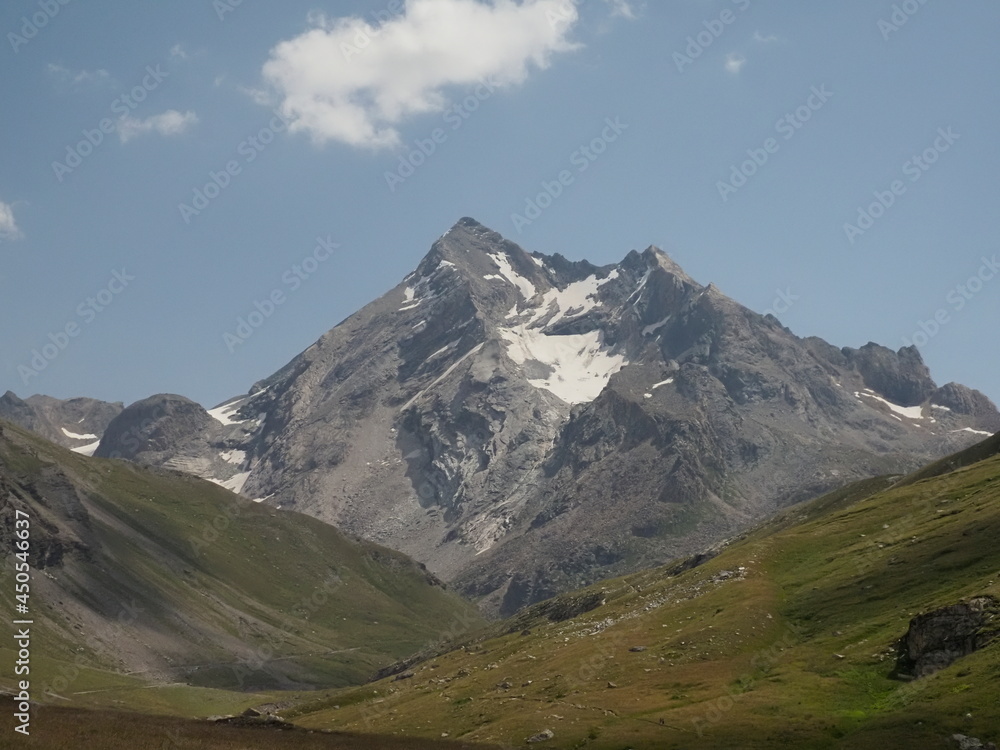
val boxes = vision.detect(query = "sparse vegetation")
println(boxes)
[3,425,1000,748]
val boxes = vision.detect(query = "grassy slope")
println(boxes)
[0,421,483,716]
[285,445,1000,748]
[0,698,502,750]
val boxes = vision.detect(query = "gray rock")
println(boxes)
[895,597,1000,678]
[527,729,554,743]
[952,734,998,750]
[0,391,121,450]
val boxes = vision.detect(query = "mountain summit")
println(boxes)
[15,219,998,616]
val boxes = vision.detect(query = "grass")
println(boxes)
[0,698,503,750]
[4,421,1000,748]
[0,420,484,708]
[281,442,1000,748]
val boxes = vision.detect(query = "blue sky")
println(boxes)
[1,0,998,409]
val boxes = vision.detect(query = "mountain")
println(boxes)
[12,218,999,617]
[0,419,482,698]
[0,391,121,454]
[284,433,1000,749]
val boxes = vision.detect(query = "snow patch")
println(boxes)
[209,471,251,494]
[71,440,101,456]
[400,286,421,311]
[220,449,246,466]
[208,399,247,425]
[529,272,617,328]
[488,253,536,300]
[931,404,952,412]
[500,326,626,405]
[954,427,993,437]
[627,269,652,306]
[854,391,925,420]
[651,378,674,390]
[61,427,98,440]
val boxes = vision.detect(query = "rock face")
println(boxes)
[94,394,259,493]
[10,218,1000,616]
[894,597,1000,678]
[952,735,999,750]
[0,391,121,454]
[842,342,936,407]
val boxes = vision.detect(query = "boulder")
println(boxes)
[527,729,555,743]
[894,596,999,678]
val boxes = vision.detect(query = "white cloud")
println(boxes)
[724,52,746,74]
[753,30,779,43]
[258,0,582,150]
[47,63,110,86]
[0,201,22,242]
[170,44,188,60]
[602,0,638,20]
[118,110,199,143]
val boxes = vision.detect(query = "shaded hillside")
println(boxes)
[0,420,483,698]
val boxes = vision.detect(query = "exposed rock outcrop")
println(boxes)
[894,596,1000,678]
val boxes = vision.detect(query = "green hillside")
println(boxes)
[0,419,483,718]
[285,436,1000,748]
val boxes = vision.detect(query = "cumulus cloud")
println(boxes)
[724,52,746,74]
[753,30,779,43]
[0,201,22,242]
[47,63,110,86]
[602,0,638,20]
[118,110,199,143]
[258,0,582,150]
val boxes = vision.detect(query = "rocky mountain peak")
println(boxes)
[842,342,936,407]
[639,245,700,288]
[0,391,121,453]
[7,219,997,618]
